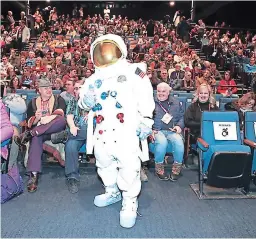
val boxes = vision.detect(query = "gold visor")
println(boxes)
[93,40,122,68]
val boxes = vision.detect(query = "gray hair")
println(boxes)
[157,82,172,92]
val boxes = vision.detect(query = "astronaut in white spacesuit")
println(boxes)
[78,34,155,228]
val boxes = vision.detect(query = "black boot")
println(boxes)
[66,178,79,194]
[51,130,68,144]
[14,130,33,146]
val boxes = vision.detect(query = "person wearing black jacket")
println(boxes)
[184,84,219,141]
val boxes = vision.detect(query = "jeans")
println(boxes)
[149,130,184,164]
[65,125,87,181]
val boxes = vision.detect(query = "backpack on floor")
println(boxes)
[1,164,24,204]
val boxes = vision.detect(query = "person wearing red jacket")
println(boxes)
[217,71,238,97]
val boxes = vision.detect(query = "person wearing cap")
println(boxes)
[14,78,67,193]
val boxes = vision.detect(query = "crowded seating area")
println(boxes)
[1,3,256,204]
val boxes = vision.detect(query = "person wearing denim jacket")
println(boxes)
[149,82,184,181]
[65,81,88,193]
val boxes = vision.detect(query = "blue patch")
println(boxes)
[101,92,108,100]
[116,102,122,109]
[95,103,102,111]
[94,79,102,89]
[89,84,94,90]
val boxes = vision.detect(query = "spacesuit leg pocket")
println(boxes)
[94,142,118,187]
[117,153,141,198]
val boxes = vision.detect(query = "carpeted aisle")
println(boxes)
[1,167,256,238]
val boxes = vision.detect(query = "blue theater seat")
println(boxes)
[79,143,86,154]
[197,111,252,195]
[176,92,194,99]
[177,97,186,112]
[244,111,256,184]
[219,97,236,111]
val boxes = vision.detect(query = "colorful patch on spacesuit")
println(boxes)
[89,84,94,90]
[101,92,108,100]
[135,67,146,78]
[117,75,127,82]
[94,79,102,88]
[115,102,122,108]
[92,103,102,112]
[110,91,117,98]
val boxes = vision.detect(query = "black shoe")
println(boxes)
[14,131,33,147]
[27,173,39,193]
[66,178,79,194]
[51,130,68,144]
[170,173,179,182]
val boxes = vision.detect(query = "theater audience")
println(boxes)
[1,6,256,191]
[149,82,184,181]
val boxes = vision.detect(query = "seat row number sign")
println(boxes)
[213,122,237,140]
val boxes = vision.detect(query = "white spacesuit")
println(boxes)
[79,34,155,228]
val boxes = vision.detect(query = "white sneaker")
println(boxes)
[120,198,138,228]
[94,184,122,207]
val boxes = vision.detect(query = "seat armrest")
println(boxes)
[244,139,256,148]
[197,137,209,152]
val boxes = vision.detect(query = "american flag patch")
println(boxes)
[135,67,146,78]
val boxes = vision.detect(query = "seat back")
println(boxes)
[177,97,186,112]
[201,111,242,145]
[244,111,256,175]
[214,94,222,107]
[177,92,194,98]
[201,111,252,188]
[244,111,256,142]
[16,89,36,94]
[219,97,235,111]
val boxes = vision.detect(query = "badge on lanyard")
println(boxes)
[158,102,173,124]
[161,113,173,124]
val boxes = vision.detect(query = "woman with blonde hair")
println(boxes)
[184,84,219,140]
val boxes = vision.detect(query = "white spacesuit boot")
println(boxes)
[120,197,138,228]
[94,184,122,207]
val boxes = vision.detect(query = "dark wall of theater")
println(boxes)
[1,1,256,30]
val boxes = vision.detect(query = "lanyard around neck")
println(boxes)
[158,101,170,114]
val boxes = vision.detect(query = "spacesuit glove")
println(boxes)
[82,93,96,109]
[136,123,152,140]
